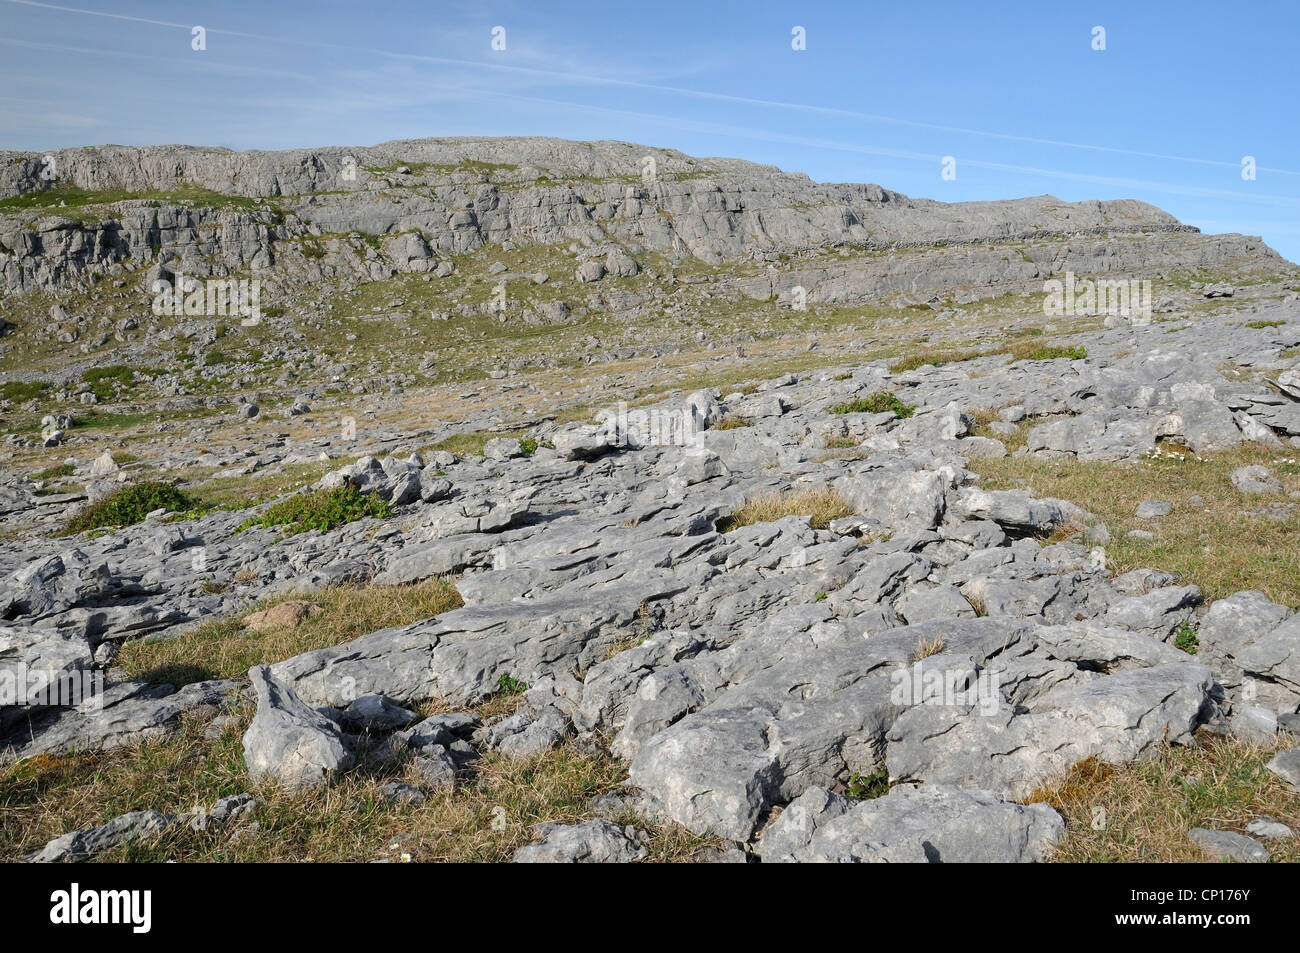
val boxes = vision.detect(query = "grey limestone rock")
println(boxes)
[242,665,354,792]
[513,819,647,863]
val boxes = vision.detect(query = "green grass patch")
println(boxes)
[425,429,525,458]
[845,769,890,800]
[70,410,154,430]
[363,161,434,174]
[62,481,195,534]
[893,347,984,373]
[36,462,76,480]
[495,674,529,696]
[1036,738,1300,862]
[0,183,263,217]
[82,364,140,399]
[235,486,391,537]
[1010,343,1087,362]
[977,445,1300,607]
[828,392,915,417]
[1,380,51,404]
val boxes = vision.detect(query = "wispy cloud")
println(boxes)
[7,0,1294,177]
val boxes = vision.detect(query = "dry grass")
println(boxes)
[118,578,464,686]
[912,636,946,661]
[717,488,852,533]
[976,445,1300,607]
[603,601,658,660]
[3,578,723,863]
[713,416,752,431]
[892,347,985,373]
[824,436,860,449]
[193,458,343,510]
[0,704,718,862]
[891,340,1084,374]
[815,448,870,462]
[1034,734,1300,862]
[422,428,526,458]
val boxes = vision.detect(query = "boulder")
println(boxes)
[242,666,354,792]
[513,820,647,863]
[243,600,323,633]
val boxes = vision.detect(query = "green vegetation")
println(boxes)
[36,462,75,480]
[893,347,984,373]
[829,392,915,417]
[1012,343,1087,362]
[364,159,518,178]
[363,161,434,174]
[845,769,890,800]
[71,410,155,430]
[193,457,342,510]
[83,364,151,399]
[63,482,195,535]
[1174,622,1200,655]
[425,429,525,458]
[235,486,391,537]
[495,674,529,696]
[0,183,263,217]
[1,380,50,403]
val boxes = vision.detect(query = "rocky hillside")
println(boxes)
[0,137,1290,424]
[0,136,1283,301]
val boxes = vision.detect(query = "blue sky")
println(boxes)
[2,0,1297,262]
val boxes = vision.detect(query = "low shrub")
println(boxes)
[236,486,391,536]
[63,482,195,534]
[829,392,915,418]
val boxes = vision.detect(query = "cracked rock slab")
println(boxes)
[761,784,1064,863]
[512,820,647,863]
[887,663,1215,800]
[629,617,1036,840]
